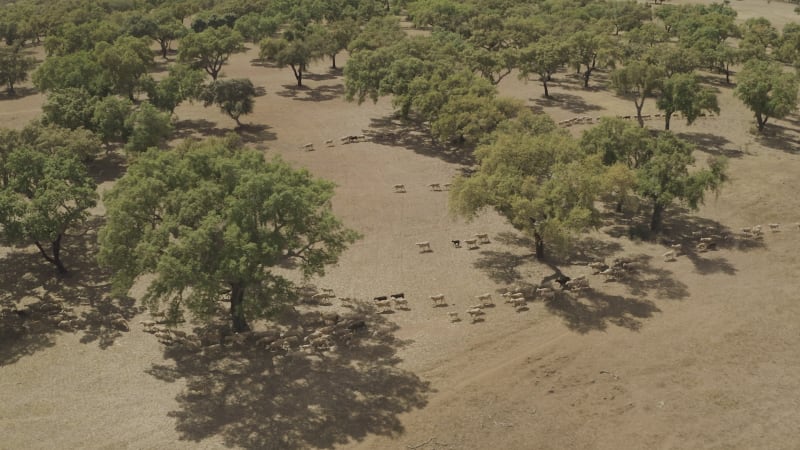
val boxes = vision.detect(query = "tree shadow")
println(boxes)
[0,86,38,101]
[540,253,684,333]
[148,301,431,449]
[275,84,344,102]
[473,250,531,285]
[531,92,603,114]
[753,124,800,155]
[606,205,764,275]
[696,73,734,89]
[659,208,765,275]
[483,231,687,332]
[86,151,128,184]
[235,123,278,146]
[544,289,661,333]
[173,118,229,140]
[679,132,743,158]
[0,216,139,365]
[366,114,476,166]
[566,237,625,265]
[303,71,340,82]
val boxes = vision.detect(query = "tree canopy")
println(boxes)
[98,136,360,332]
[449,114,606,259]
[200,78,257,126]
[259,25,327,86]
[0,45,36,95]
[656,73,719,130]
[0,125,98,274]
[178,26,245,80]
[611,60,665,127]
[734,59,799,132]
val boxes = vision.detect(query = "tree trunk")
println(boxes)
[161,41,169,59]
[756,113,766,131]
[635,99,645,127]
[229,283,250,333]
[533,231,545,260]
[650,202,664,232]
[290,64,303,86]
[330,53,336,69]
[34,236,68,275]
[724,64,731,84]
[7,82,14,96]
[583,68,591,88]
[665,112,672,130]
[542,79,550,98]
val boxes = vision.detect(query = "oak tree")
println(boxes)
[0,128,98,274]
[98,137,360,332]
[656,73,719,130]
[734,59,799,132]
[178,26,245,80]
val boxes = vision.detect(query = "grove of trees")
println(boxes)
[2,0,798,331]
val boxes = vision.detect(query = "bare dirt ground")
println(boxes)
[3,1,800,449]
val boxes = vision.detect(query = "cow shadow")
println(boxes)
[147,301,431,449]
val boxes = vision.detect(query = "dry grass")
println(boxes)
[3,2,800,448]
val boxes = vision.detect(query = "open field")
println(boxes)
[2,1,800,449]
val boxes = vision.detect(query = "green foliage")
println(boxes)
[580,119,728,230]
[44,20,123,57]
[645,43,700,77]
[32,51,111,97]
[234,12,280,43]
[734,59,800,132]
[635,132,726,231]
[604,0,652,35]
[518,35,569,98]
[146,64,206,114]
[319,17,359,68]
[407,0,476,34]
[656,73,719,130]
[18,121,102,162]
[178,26,245,80]
[0,127,98,273]
[200,78,257,126]
[567,28,618,88]
[611,60,665,126]
[347,16,405,53]
[775,22,800,66]
[579,117,651,168]
[449,120,604,259]
[259,25,326,86]
[94,35,154,99]
[124,102,173,154]
[92,95,134,148]
[149,8,189,58]
[41,88,98,131]
[739,17,778,61]
[0,45,36,95]
[97,136,361,331]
